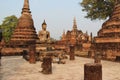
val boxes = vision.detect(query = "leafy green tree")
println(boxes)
[80,0,115,20]
[0,15,18,42]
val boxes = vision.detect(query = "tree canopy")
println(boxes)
[80,0,115,20]
[0,15,18,42]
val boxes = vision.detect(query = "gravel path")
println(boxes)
[0,56,120,80]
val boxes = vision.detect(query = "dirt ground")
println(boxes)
[0,56,120,80]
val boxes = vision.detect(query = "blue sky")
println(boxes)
[0,0,105,39]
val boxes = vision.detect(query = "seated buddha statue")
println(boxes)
[38,20,51,43]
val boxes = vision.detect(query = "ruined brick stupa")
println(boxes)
[94,1,120,59]
[11,0,37,46]
[9,0,37,63]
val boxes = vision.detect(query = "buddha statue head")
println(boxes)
[42,20,47,31]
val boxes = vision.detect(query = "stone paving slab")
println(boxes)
[0,56,120,80]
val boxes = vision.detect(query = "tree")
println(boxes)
[0,15,18,42]
[80,0,115,20]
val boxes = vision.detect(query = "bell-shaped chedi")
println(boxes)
[94,1,120,59]
[10,0,37,45]
[10,0,37,63]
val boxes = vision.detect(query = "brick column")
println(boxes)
[0,29,2,66]
[0,44,1,66]
[69,45,75,60]
[88,50,95,58]
[29,41,36,64]
[94,52,101,63]
[84,63,102,80]
[0,50,1,66]
[41,57,52,74]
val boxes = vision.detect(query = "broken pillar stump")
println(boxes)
[84,63,102,80]
[23,50,29,61]
[88,50,95,58]
[41,57,52,74]
[69,45,75,60]
[29,42,36,64]
[115,56,120,61]
[0,29,2,66]
[0,43,2,66]
[0,52,1,66]
[94,52,101,63]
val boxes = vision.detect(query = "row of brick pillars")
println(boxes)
[40,45,103,80]
[40,45,76,74]
[69,44,102,80]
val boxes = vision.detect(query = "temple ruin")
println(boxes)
[56,17,92,53]
[2,0,37,56]
[94,2,120,60]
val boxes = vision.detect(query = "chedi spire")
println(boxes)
[73,17,77,31]
[22,0,31,14]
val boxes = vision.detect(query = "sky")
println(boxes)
[0,0,105,40]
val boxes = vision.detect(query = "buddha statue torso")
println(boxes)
[38,20,51,43]
[39,30,50,43]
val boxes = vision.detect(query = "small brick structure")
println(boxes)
[41,56,52,74]
[69,45,75,60]
[84,63,102,80]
